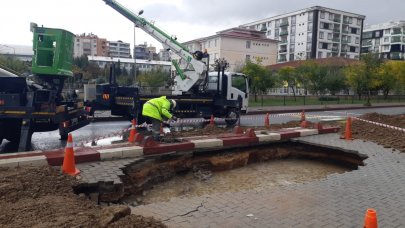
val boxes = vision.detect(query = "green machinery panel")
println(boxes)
[31,23,74,77]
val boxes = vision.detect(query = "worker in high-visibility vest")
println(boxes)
[142,96,177,141]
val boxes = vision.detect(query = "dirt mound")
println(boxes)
[0,166,166,228]
[346,113,405,153]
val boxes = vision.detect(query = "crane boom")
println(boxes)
[103,0,208,94]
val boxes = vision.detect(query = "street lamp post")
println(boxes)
[133,9,143,87]
[133,24,137,86]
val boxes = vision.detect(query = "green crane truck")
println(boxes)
[0,23,90,152]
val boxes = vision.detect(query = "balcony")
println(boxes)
[280,30,289,36]
[279,49,287,53]
[391,29,402,35]
[280,21,289,27]
[333,18,341,23]
[391,52,402,60]
[341,40,350,44]
[332,47,339,52]
[391,37,401,43]
[332,38,340,43]
[343,20,350,25]
[341,49,347,53]
[333,27,341,33]
[280,40,288,44]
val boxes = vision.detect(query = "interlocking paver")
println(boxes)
[78,133,405,227]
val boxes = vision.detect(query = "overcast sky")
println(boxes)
[1,0,404,51]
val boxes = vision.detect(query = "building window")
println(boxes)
[329,13,334,20]
[319,31,324,39]
[384,37,389,43]
[306,43,312,51]
[290,44,295,52]
[350,46,356,52]
[318,51,323,58]
[321,43,328,49]
[214,39,217,47]
[307,32,312,42]
[320,11,325,19]
[355,37,360,44]
[267,21,272,27]
[348,17,353,24]
[327,33,332,40]
[384,29,390,34]
[289,54,294,61]
[246,55,251,61]
[291,25,296,34]
[307,22,313,31]
[351,28,358,34]
[347,36,351,43]
[384,45,389,50]
[375,31,380,37]
[356,18,362,26]
[308,12,313,22]
[327,52,332,57]
[290,35,295,43]
[291,16,296,25]
[246,41,251,49]
[275,20,280,27]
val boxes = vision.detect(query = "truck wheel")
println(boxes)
[225,108,239,126]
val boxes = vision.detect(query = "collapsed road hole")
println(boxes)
[74,141,366,205]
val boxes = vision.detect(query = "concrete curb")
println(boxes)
[0,126,340,168]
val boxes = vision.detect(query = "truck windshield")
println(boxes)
[231,74,247,93]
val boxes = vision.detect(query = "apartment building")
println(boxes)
[242,6,365,63]
[107,40,131,58]
[183,27,278,71]
[362,20,405,60]
[88,56,171,73]
[134,42,158,60]
[74,33,107,58]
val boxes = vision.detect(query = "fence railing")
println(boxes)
[249,95,405,107]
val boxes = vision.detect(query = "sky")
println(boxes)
[0,0,404,51]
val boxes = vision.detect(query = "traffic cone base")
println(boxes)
[62,134,80,176]
[363,208,378,228]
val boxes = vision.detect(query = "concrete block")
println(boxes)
[0,155,47,168]
[257,133,281,142]
[17,155,48,166]
[122,146,144,158]
[0,158,20,168]
[191,139,223,149]
[98,148,123,160]
[295,129,319,136]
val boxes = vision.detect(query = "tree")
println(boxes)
[344,62,366,100]
[0,55,30,75]
[277,66,299,100]
[324,65,347,95]
[241,60,275,102]
[137,67,170,93]
[360,53,383,105]
[376,61,399,99]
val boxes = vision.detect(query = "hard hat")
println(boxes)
[170,99,177,110]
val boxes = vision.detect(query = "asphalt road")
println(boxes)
[1,107,404,153]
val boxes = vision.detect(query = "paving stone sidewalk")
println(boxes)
[129,134,405,228]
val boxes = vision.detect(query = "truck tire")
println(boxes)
[225,108,239,126]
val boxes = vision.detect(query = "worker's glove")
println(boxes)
[171,116,178,121]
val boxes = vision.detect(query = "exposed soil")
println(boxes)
[346,113,405,153]
[0,166,166,228]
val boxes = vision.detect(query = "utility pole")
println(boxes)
[133,25,137,86]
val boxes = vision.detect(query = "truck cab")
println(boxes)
[207,72,249,113]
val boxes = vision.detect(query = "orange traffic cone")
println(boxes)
[344,117,353,140]
[62,134,80,176]
[209,114,215,126]
[264,113,270,129]
[363,208,378,228]
[128,119,137,143]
